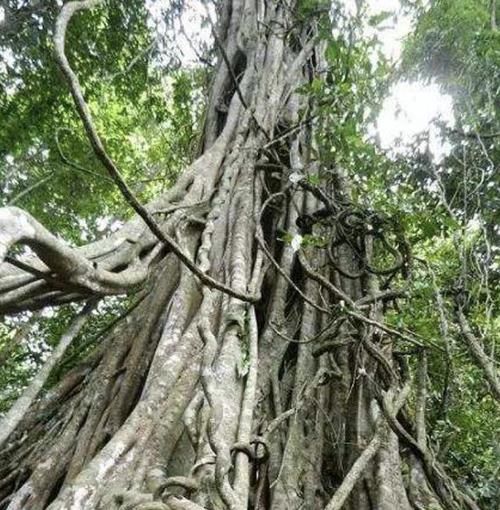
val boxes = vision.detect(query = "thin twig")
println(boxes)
[7,172,56,206]
[0,300,96,447]
[55,127,114,183]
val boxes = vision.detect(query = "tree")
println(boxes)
[0,1,496,509]
[395,3,500,504]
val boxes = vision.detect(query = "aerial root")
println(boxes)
[324,383,411,510]
[230,438,270,463]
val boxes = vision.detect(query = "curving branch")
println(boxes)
[0,206,155,295]
[0,225,162,313]
[53,0,257,304]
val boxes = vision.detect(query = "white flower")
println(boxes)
[291,234,303,252]
[289,172,303,183]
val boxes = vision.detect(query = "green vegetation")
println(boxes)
[0,0,498,507]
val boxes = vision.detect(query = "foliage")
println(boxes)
[370,1,500,505]
[291,2,500,505]
[0,0,498,507]
[0,0,205,243]
[0,0,206,419]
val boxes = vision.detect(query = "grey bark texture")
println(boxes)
[0,1,480,510]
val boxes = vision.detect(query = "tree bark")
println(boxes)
[0,1,479,510]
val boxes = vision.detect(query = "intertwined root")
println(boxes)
[0,148,472,509]
[0,1,480,509]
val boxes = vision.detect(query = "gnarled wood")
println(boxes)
[0,1,479,510]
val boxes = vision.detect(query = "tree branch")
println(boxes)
[416,349,428,450]
[53,0,257,304]
[7,172,56,206]
[197,318,240,510]
[255,191,330,314]
[233,306,258,503]
[0,206,154,295]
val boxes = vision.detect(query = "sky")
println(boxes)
[349,0,455,159]
[346,0,414,60]
[376,81,455,161]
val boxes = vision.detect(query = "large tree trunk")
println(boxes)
[0,1,479,510]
